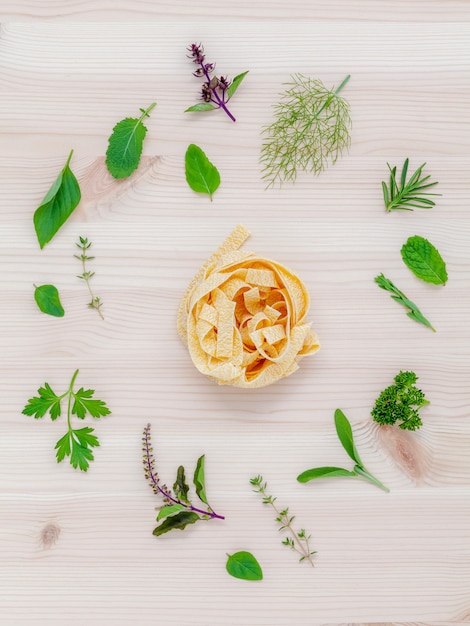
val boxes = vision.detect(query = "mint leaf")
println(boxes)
[72,387,111,419]
[106,103,156,179]
[193,455,208,505]
[297,466,357,482]
[185,144,220,200]
[401,235,448,285]
[334,408,362,465]
[34,284,65,317]
[153,511,200,536]
[33,150,81,249]
[22,383,61,420]
[226,551,263,581]
[227,71,249,100]
[185,103,216,112]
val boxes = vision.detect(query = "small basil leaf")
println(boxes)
[156,504,185,521]
[153,511,200,536]
[34,151,81,249]
[173,465,190,503]
[297,466,357,483]
[185,143,220,201]
[193,454,208,505]
[227,71,249,100]
[226,551,263,581]
[334,409,362,465]
[34,284,65,317]
[401,235,448,285]
[185,103,216,112]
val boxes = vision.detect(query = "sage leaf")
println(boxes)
[401,235,448,285]
[173,465,190,503]
[297,466,357,483]
[106,102,156,179]
[193,455,208,505]
[156,504,185,521]
[185,143,220,201]
[34,284,65,317]
[185,103,216,112]
[33,150,81,249]
[153,510,200,536]
[226,551,263,581]
[227,71,249,99]
[334,408,362,465]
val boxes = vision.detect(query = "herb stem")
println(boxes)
[314,74,351,120]
[66,369,79,431]
[79,254,104,320]
[64,149,74,169]
[200,61,236,122]
[354,466,390,493]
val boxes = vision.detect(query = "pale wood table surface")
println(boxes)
[0,3,469,625]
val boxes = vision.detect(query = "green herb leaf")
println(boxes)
[185,103,216,112]
[185,144,220,200]
[382,159,440,212]
[55,426,99,472]
[334,408,362,465]
[372,370,429,431]
[173,465,190,503]
[297,466,357,482]
[193,455,208,505]
[374,273,436,332]
[156,504,185,521]
[72,387,111,419]
[153,510,200,536]
[227,71,249,99]
[33,150,81,249]
[22,383,61,420]
[226,551,263,581]
[106,103,156,179]
[33,284,65,317]
[401,235,448,285]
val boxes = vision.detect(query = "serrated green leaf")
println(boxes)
[185,144,220,200]
[193,455,208,505]
[226,71,249,100]
[22,383,61,420]
[70,440,95,472]
[72,388,111,419]
[401,235,448,285]
[334,408,362,465]
[34,284,65,317]
[226,551,263,581]
[106,103,156,179]
[297,466,357,483]
[185,103,216,112]
[153,510,200,536]
[55,431,72,463]
[73,427,100,449]
[33,150,81,249]
[156,504,185,521]
[173,465,190,503]
[55,428,98,472]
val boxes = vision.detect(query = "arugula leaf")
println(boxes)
[226,552,263,581]
[72,387,111,419]
[33,150,81,249]
[334,408,362,465]
[173,465,190,503]
[34,284,65,317]
[156,504,185,521]
[227,71,249,99]
[184,103,216,112]
[193,455,208,505]
[106,102,156,179]
[401,235,448,285]
[22,383,62,420]
[297,466,357,482]
[153,511,200,536]
[185,144,220,200]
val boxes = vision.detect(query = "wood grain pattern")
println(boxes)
[0,8,469,626]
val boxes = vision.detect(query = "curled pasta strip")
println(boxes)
[177,225,320,388]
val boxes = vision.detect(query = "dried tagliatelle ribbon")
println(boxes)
[177,225,320,388]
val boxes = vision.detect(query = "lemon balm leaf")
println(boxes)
[185,144,220,200]
[106,103,156,179]
[34,284,65,317]
[226,551,263,581]
[401,235,448,285]
[33,150,81,249]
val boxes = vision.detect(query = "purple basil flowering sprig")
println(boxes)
[143,423,224,536]
[185,43,249,122]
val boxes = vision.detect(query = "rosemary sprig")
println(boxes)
[375,273,436,332]
[250,475,316,566]
[75,236,104,319]
[382,158,440,212]
[260,73,351,186]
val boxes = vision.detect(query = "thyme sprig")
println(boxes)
[75,237,104,319]
[260,73,351,186]
[250,475,316,566]
[382,158,440,212]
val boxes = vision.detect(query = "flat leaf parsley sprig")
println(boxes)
[22,370,111,471]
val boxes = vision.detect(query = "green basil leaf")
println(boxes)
[297,466,357,483]
[401,235,448,285]
[106,103,156,179]
[33,150,81,249]
[153,510,200,536]
[227,71,249,100]
[193,454,208,505]
[156,504,185,521]
[226,551,263,581]
[185,143,220,201]
[334,408,362,465]
[173,465,190,503]
[34,284,65,317]
[185,103,216,112]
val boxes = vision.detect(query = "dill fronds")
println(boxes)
[260,73,351,187]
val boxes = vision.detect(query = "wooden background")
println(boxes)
[0,2,469,625]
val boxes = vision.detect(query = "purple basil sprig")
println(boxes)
[185,43,248,122]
